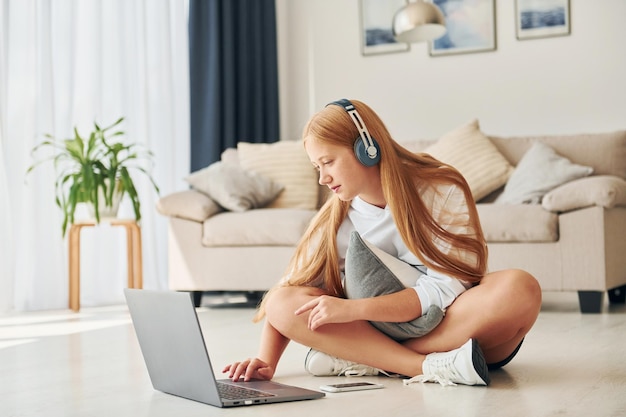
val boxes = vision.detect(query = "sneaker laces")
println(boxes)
[331,357,382,377]
[403,357,462,387]
[403,372,457,387]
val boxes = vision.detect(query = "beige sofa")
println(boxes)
[157,120,626,313]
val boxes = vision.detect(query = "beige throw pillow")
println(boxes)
[542,175,626,212]
[185,161,284,212]
[237,141,318,209]
[156,190,222,222]
[424,119,514,201]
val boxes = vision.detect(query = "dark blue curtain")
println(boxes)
[189,0,280,171]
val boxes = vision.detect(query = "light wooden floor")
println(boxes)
[1,292,625,417]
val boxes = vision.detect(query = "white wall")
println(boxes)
[276,0,626,142]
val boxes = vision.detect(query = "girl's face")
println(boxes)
[305,136,385,207]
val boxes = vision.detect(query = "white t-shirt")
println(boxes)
[336,184,475,316]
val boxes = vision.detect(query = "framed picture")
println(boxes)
[429,0,496,57]
[360,0,410,56]
[516,0,570,40]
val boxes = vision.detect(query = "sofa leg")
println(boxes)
[192,291,204,307]
[245,291,265,308]
[608,285,626,304]
[577,291,603,313]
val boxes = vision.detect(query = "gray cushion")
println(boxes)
[185,161,284,212]
[344,231,443,341]
[495,141,593,205]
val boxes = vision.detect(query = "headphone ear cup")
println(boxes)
[353,138,381,167]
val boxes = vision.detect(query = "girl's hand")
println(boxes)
[222,358,275,382]
[294,295,356,330]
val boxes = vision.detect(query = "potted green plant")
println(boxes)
[26,117,159,236]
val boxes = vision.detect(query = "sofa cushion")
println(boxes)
[423,119,514,201]
[156,189,222,222]
[542,175,626,212]
[477,204,558,242]
[201,208,317,247]
[185,161,284,212]
[237,141,319,210]
[495,142,593,205]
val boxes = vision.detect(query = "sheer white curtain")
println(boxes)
[0,0,190,312]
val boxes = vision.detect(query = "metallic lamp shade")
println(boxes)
[392,1,446,43]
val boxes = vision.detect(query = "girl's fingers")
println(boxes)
[294,297,320,315]
[224,358,273,382]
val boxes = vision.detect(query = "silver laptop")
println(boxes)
[124,288,324,407]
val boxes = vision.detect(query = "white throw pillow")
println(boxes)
[496,141,594,205]
[424,119,514,201]
[237,141,319,210]
[185,161,284,212]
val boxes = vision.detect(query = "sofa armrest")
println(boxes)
[156,189,222,222]
[542,175,626,212]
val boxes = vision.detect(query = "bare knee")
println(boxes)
[471,270,541,362]
[501,269,542,316]
[482,269,542,336]
[264,286,325,336]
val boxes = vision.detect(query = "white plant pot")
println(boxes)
[87,181,124,220]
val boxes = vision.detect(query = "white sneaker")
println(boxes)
[304,349,384,377]
[403,339,490,386]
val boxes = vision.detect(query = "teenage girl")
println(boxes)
[223,99,541,386]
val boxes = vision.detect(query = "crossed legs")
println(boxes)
[264,269,541,378]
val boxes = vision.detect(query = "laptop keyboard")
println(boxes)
[218,382,276,400]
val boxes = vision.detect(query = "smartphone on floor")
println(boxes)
[319,382,384,393]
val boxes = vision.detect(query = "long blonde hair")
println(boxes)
[253,100,487,322]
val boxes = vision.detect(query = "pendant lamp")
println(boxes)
[392,0,446,43]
